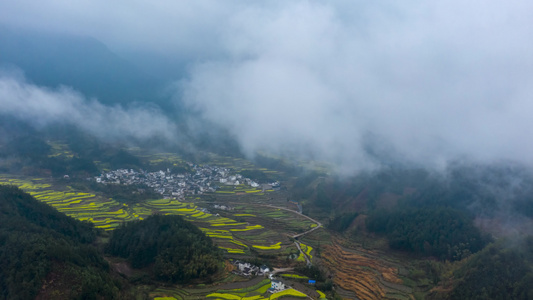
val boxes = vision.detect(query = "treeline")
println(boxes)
[366,208,489,260]
[292,164,533,261]
[295,164,533,219]
[0,185,122,300]
[106,214,222,283]
[427,239,533,300]
[293,264,333,291]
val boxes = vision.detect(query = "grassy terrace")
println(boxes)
[0,173,328,299]
[297,243,313,262]
[0,176,319,259]
[213,184,265,196]
[0,176,301,257]
[149,277,308,300]
[47,141,75,159]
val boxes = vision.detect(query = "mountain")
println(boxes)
[0,26,165,106]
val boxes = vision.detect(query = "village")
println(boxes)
[94,164,280,200]
[232,261,294,294]
[92,165,314,297]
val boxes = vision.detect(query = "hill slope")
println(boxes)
[0,185,120,300]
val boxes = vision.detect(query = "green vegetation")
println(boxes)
[5,118,533,300]
[0,177,142,231]
[0,176,284,256]
[217,279,271,294]
[328,211,359,232]
[297,243,313,262]
[239,169,275,183]
[85,181,160,204]
[107,214,222,283]
[317,290,327,299]
[448,241,533,300]
[252,242,282,250]
[366,207,488,260]
[280,274,309,279]
[269,288,307,299]
[294,264,325,282]
[0,185,122,300]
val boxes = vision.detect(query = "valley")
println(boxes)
[0,152,429,300]
[2,3,533,298]
[2,141,533,300]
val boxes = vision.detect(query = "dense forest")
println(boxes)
[0,185,122,300]
[366,208,489,260]
[427,240,533,300]
[295,164,533,218]
[106,214,222,283]
[291,164,533,299]
[295,165,533,257]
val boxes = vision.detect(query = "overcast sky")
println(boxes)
[1,0,533,172]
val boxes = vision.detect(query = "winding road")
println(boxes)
[225,202,323,266]
[262,204,322,266]
[262,204,322,239]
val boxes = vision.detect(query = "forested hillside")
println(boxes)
[366,208,489,260]
[0,185,121,300]
[429,240,533,300]
[107,215,222,283]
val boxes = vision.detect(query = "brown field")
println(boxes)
[322,243,415,300]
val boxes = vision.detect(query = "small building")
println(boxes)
[260,265,270,274]
[271,280,285,291]
[250,181,260,188]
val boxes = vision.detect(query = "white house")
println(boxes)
[260,265,270,274]
[271,280,285,291]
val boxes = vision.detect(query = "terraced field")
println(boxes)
[0,177,135,230]
[322,243,415,300]
[1,175,328,299]
[47,141,75,159]
[148,277,308,300]
[297,243,313,262]
[0,176,298,257]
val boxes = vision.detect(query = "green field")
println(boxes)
[0,174,327,299]
[0,176,292,256]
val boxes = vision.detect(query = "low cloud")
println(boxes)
[0,70,178,142]
[180,1,533,173]
[2,1,533,173]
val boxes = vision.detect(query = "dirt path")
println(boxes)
[261,204,322,267]
[294,241,312,266]
[224,202,322,267]
[271,267,294,275]
[261,204,322,238]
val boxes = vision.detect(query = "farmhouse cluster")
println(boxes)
[233,260,270,277]
[94,164,278,200]
[232,261,288,293]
